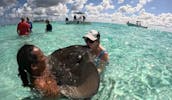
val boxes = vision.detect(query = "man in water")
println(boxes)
[26,17,32,32]
[17,17,30,36]
[45,19,52,32]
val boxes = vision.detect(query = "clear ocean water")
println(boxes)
[0,22,172,100]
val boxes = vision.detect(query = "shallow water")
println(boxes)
[0,22,172,100]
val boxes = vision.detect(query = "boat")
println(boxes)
[127,21,148,29]
[65,12,91,25]
[65,20,91,24]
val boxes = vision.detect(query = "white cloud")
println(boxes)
[30,0,73,7]
[85,4,103,15]
[33,8,46,15]
[118,0,153,14]
[10,1,69,21]
[15,3,33,18]
[0,0,18,18]
[118,4,136,14]
[21,0,87,20]
[101,0,114,9]
[86,13,112,22]
[85,0,114,15]
[46,3,69,16]
[0,7,4,16]
[71,0,87,11]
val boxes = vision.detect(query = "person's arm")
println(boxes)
[30,22,32,29]
[97,53,109,74]
[34,78,59,96]
[45,25,48,32]
[17,24,20,35]
[27,23,31,33]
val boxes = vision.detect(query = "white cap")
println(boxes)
[83,30,99,41]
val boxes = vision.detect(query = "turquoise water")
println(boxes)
[0,22,172,100]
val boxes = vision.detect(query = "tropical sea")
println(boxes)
[0,21,172,100]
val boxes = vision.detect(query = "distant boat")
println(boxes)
[65,12,91,25]
[65,21,91,24]
[127,21,148,29]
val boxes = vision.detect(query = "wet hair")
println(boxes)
[45,19,50,24]
[21,17,25,22]
[26,17,29,21]
[97,32,100,40]
[17,44,38,87]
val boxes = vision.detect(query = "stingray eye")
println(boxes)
[78,55,82,59]
[76,55,82,63]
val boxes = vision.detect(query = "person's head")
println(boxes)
[17,44,46,87]
[65,17,69,21]
[83,30,100,49]
[21,17,25,22]
[45,19,50,24]
[26,17,30,21]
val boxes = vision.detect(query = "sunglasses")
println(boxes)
[84,38,95,43]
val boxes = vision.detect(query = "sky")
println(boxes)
[0,0,172,30]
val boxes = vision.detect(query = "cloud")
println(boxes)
[11,1,69,21]
[0,0,18,17]
[0,0,17,7]
[85,4,103,15]
[85,0,114,15]
[15,3,33,17]
[101,0,114,9]
[30,0,73,7]
[86,13,112,22]
[71,0,87,11]
[0,7,4,16]
[118,4,135,14]
[46,3,69,16]
[118,0,153,14]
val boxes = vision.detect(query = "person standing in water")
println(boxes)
[26,17,33,32]
[17,17,30,36]
[45,19,52,32]
[83,30,109,74]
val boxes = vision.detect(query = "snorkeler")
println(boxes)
[83,30,109,74]
[17,44,99,99]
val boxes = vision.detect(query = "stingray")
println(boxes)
[49,45,100,99]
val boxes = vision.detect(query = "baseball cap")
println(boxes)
[83,30,99,41]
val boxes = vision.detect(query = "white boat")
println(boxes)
[127,21,148,29]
